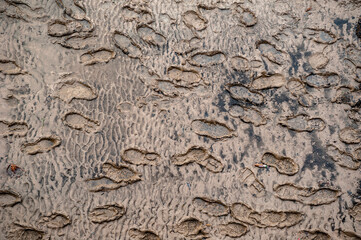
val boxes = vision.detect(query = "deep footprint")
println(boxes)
[229,105,267,127]
[279,114,326,132]
[189,51,226,67]
[54,79,97,103]
[128,228,160,240]
[261,152,299,175]
[137,24,166,46]
[339,127,361,144]
[249,210,304,228]
[327,144,360,170]
[40,212,71,229]
[21,136,61,155]
[218,222,248,238]
[251,73,286,90]
[0,190,21,207]
[80,48,116,65]
[256,40,287,65]
[182,10,208,31]
[89,204,126,223]
[304,73,340,88]
[122,148,160,165]
[192,197,229,216]
[167,66,202,87]
[226,83,264,105]
[191,119,234,140]
[63,112,100,133]
[0,59,23,74]
[0,120,28,137]
[273,183,341,205]
[174,217,209,238]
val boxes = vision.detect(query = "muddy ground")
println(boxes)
[0,0,361,239]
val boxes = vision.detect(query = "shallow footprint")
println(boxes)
[172,146,209,165]
[327,144,360,170]
[279,114,326,132]
[21,136,61,155]
[297,230,331,240]
[128,228,160,240]
[0,120,28,137]
[218,222,248,238]
[189,51,226,67]
[85,176,124,192]
[122,148,160,165]
[339,127,361,144]
[191,119,234,140]
[80,48,116,65]
[256,40,287,65]
[113,31,142,59]
[182,10,208,31]
[102,162,142,184]
[304,28,337,44]
[40,212,71,229]
[249,210,304,228]
[167,66,202,87]
[303,73,339,88]
[192,197,229,216]
[333,87,361,107]
[63,112,100,133]
[230,202,255,225]
[230,56,250,71]
[89,204,126,223]
[251,73,286,90]
[8,223,45,240]
[54,79,97,103]
[308,52,329,70]
[0,59,23,74]
[60,34,97,50]
[0,190,21,207]
[273,183,341,206]
[174,217,209,238]
[229,105,267,127]
[349,203,361,221]
[226,83,264,105]
[137,24,166,46]
[47,19,82,37]
[197,155,224,173]
[261,152,299,175]
[237,7,257,27]
[239,168,266,197]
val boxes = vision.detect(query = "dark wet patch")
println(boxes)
[356,16,361,39]
[334,18,348,30]
[301,136,336,172]
[288,50,302,75]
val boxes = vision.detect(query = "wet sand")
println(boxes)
[0,0,360,239]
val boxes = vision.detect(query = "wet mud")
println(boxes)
[1,0,360,239]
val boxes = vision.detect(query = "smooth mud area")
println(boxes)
[0,0,361,239]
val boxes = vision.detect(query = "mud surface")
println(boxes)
[0,0,360,239]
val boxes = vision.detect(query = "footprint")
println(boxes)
[47,19,82,37]
[354,147,361,161]
[297,230,331,240]
[137,24,166,46]
[308,52,329,70]
[339,127,361,144]
[239,168,266,197]
[153,80,182,97]
[121,6,154,23]
[338,230,361,239]
[40,212,71,229]
[172,146,224,173]
[128,228,160,240]
[189,51,226,67]
[286,78,307,96]
[89,204,126,224]
[297,93,318,108]
[113,31,142,59]
[230,56,250,71]
[218,222,248,238]
[182,10,208,31]
[348,108,361,122]
[261,152,299,175]
[304,73,340,88]
[102,162,142,184]
[304,28,337,44]
[85,176,125,192]
[349,203,361,221]
[279,114,326,132]
[0,120,28,137]
[333,87,361,107]
[60,34,97,50]
[249,210,304,228]
[230,202,256,225]
[122,148,160,165]
[21,136,61,155]
[256,41,287,65]
[0,190,21,207]
[174,217,209,239]
[229,105,267,127]
[54,79,97,103]
[251,73,286,90]
[236,7,257,27]
[0,59,23,74]
[273,183,341,205]
[167,66,201,87]
[327,145,360,170]
[192,197,229,216]
[62,112,100,133]
[80,48,116,65]
[226,83,264,105]
[191,119,234,140]
[8,223,45,240]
